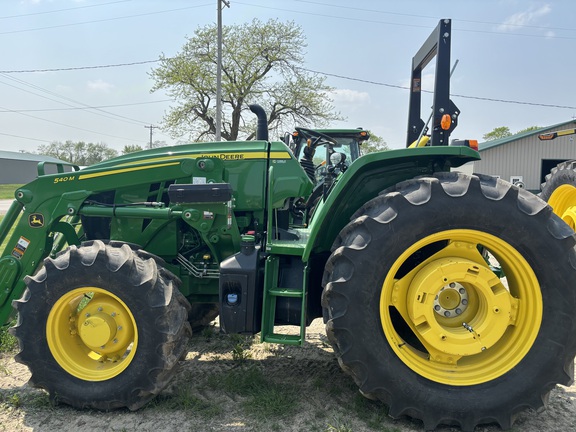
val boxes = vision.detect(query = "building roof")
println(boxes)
[478,119,576,152]
[0,150,68,163]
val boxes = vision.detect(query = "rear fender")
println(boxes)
[303,146,480,260]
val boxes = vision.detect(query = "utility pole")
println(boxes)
[216,0,230,141]
[144,125,159,149]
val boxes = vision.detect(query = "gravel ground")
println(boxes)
[1,318,576,432]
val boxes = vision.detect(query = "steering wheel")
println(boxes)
[295,127,338,147]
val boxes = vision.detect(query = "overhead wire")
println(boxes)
[0,3,213,35]
[0,0,572,148]
[0,99,173,113]
[300,68,576,110]
[0,60,160,74]
[3,58,570,111]
[0,132,52,144]
[0,74,152,126]
[0,104,144,143]
[289,0,576,33]
[0,0,132,20]
[234,1,576,40]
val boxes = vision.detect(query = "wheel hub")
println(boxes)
[407,256,513,357]
[79,313,117,348]
[434,282,468,318]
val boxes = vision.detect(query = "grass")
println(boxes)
[0,327,410,432]
[0,211,23,253]
[0,322,18,353]
[0,185,20,200]
[206,365,302,421]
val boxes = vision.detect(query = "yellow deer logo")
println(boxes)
[28,214,44,228]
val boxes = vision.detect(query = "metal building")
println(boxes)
[474,119,576,192]
[0,151,73,184]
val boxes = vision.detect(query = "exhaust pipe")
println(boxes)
[249,104,269,141]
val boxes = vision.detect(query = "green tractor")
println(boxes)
[539,128,576,228]
[1,19,575,431]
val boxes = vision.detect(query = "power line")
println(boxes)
[0,99,173,113]
[235,1,576,41]
[0,0,131,20]
[0,131,52,144]
[0,105,144,143]
[2,57,573,111]
[301,68,576,110]
[0,3,213,35]
[0,74,152,126]
[289,0,576,33]
[0,59,160,74]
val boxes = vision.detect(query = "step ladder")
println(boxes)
[260,252,307,346]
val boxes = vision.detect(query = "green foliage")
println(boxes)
[207,366,300,421]
[150,18,342,142]
[326,421,354,432]
[8,393,21,408]
[156,386,222,418]
[482,125,540,141]
[229,334,254,363]
[37,141,118,165]
[0,185,21,200]
[0,322,18,353]
[361,132,389,154]
[242,383,300,420]
[121,144,144,154]
[207,367,267,395]
[482,126,512,141]
[516,125,541,134]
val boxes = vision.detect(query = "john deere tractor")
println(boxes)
[539,128,576,229]
[1,19,575,431]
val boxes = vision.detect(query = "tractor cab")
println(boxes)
[283,127,369,184]
[281,127,369,223]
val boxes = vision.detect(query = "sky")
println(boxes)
[0,0,575,154]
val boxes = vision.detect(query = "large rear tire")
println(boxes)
[540,160,576,229]
[322,172,576,431]
[10,240,191,410]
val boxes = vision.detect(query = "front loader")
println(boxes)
[1,19,576,432]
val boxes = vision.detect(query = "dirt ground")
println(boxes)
[1,318,576,432]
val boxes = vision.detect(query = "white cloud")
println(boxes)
[330,89,371,105]
[498,4,551,32]
[87,79,115,93]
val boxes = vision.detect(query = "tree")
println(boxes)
[517,126,541,134]
[38,141,117,165]
[150,18,342,142]
[361,132,389,154]
[482,126,512,141]
[482,125,541,141]
[122,144,144,154]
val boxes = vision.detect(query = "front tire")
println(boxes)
[322,172,576,431]
[11,240,191,410]
[540,160,576,229]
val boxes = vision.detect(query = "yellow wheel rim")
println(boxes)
[380,229,542,386]
[548,184,576,230]
[47,287,138,381]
